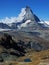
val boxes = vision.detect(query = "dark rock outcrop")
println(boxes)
[0,33,26,62]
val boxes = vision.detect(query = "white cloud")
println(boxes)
[0,17,17,24]
[0,8,26,24]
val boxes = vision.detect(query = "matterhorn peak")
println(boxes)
[12,6,41,29]
[0,6,49,30]
[25,6,33,14]
[25,6,32,11]
[16,6,35,22]
[26,6,30,8]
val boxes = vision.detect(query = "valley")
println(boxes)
[0,6,49,65]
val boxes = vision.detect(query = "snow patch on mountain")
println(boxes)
[20,20,32,27]
[44,21,49,25]
[38,20,49,27]
[16,8,26,22]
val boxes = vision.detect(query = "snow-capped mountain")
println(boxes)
[10,6,49,30]
[0,6,49,30]
[13,6,49,31]
[10,6,41,29]
[38,20,49,28]
[0,22,10,29]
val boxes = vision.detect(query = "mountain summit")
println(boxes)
[16,6,40,23]
[15,6,49,30]
[0,6,49,30]
[11,6,41,29]
[24,6,40,22]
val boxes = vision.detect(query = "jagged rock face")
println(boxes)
[23,6,40,22]
[34,14,40,22]
[0,33,26,53]
[0,33,49,62]
[0,34,26,62]
[24,6,35,21]
[0,23,10,29]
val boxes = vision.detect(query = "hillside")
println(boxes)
[0,6,49,65]
[0,33,49,65]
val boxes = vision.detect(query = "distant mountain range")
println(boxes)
[0,6,49,30]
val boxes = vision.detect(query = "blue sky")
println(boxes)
[0,0,49,20]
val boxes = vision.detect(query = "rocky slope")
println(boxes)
[0,33,26,62]
[0,6,49,65]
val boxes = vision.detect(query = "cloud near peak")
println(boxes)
[0,17,17,24]
[0,8,26,24]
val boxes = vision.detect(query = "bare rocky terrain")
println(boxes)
[0,32,49,65]
[0,6,49,65]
